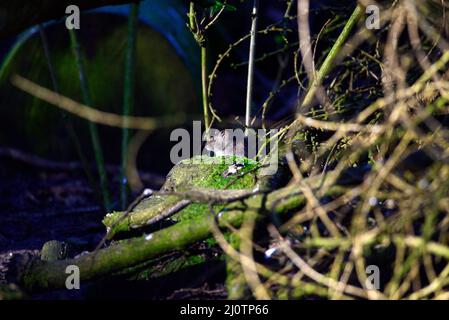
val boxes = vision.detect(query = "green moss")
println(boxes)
[128,253,209,281]
[174,203,211,222]
[186,255,206,265]
[166,156,259,223]
[205,237,218,248]
[225,232,249,299]
[116,252,208,281]
[165,155,259,191]
[104,156,261,235]
[142,257,185,279]
[40,240,68,261]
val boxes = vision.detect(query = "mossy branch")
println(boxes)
[12,178,350,292]
[15,202,245,292]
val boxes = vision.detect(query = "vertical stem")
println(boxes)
[120,2,139,210]
[201,45,210,131]
[301,4,364,107]
[189,2,196,33]
[39,25,60,93]
[69,29,111,212]
[245,0,259,134]
[226,233,250,299]
[189,1,209,131]
[39,25,101,204]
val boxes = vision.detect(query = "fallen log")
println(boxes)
[9,180,318,292]
[8,152,347,293]
[9,180,351,293]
